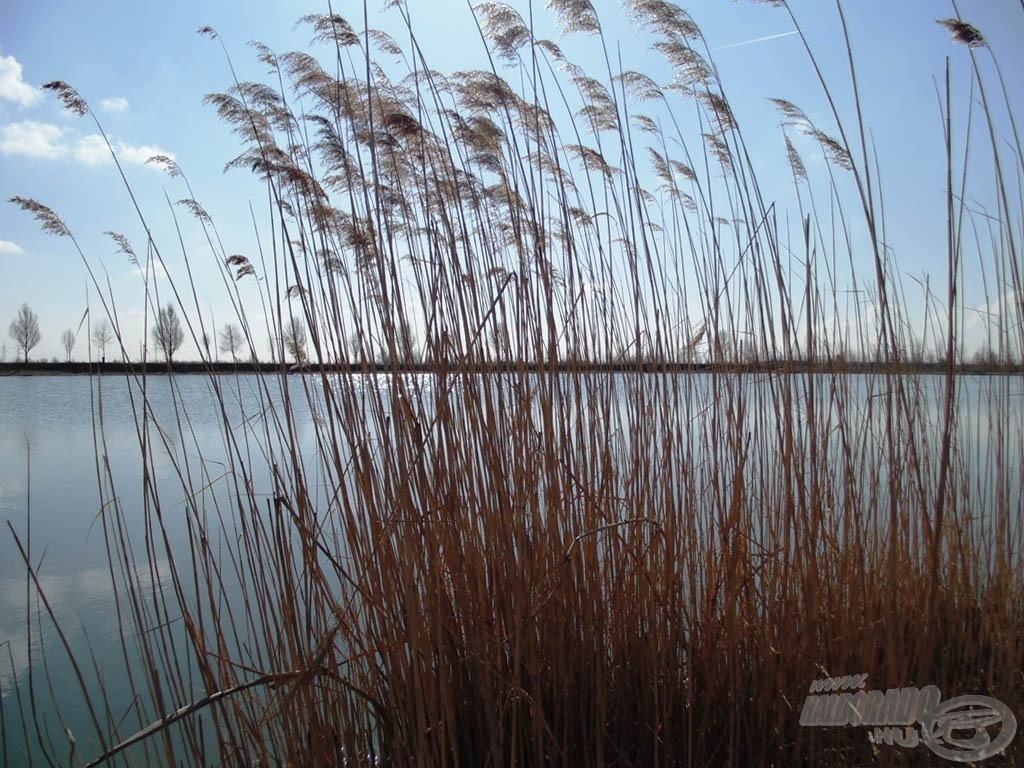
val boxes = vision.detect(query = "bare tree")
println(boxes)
[218,323,243,362]
[61,329,76,362]
[488,323,511,362]
[8,303,41,363]
[152,304,184,363]
[379,316,418,366]
[396,316,418,365]
[283,316,307,364]
[91,318,114,361]
[349,329,366,364]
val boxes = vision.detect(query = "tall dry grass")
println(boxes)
[6,0,1023,765]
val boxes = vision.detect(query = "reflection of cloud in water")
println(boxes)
[0,559,173,700]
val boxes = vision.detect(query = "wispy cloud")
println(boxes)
[100,96,130,113]
[713,30,797,52]
[0,238,25,254]
[0,48,41,107]
[0,120,66,158]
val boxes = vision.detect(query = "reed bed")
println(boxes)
[5,0,1023,765]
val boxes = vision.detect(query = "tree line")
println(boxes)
[10,301,1020,368]
[4,303,271,364]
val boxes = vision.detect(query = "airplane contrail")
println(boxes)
[713,30,798,51]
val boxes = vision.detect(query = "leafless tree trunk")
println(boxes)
[8,303,41,363]
[61,329,76,362]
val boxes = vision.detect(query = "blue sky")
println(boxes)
[1,0,1022,361]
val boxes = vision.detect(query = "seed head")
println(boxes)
[42,81,88,116]
[937,19,986,49]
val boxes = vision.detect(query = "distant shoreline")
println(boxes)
[2,360,1021,376]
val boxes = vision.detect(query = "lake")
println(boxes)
[1,370,1021,765]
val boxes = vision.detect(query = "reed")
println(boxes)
[6,0,1023,765]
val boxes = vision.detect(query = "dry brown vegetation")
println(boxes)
[6,0,1023,765]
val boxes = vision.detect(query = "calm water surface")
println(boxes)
[0,371,1020,764]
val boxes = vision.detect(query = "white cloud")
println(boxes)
[100,96,130,112]
[0,121,170,168]
[0,120,66,158]
[117,141,172,166]
[0,48,41,107]
[0,238,24,254]
[74,133,111,165]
